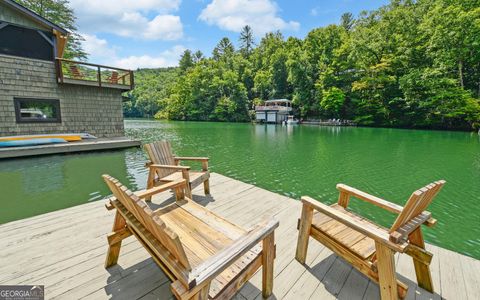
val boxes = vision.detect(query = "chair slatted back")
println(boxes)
[103,175,191,270]
[144,141,177,179]
[69,64,83,79]
[109,71,119,84]
[389,180,445,233]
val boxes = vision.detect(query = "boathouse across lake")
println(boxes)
[255,99,293,124]
[0,0,134,137]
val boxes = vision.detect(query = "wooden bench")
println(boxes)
[296,180,445,300]
[144,140,210,199]
[103,175,279,299]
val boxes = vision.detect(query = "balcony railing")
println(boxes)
[255,105,292,112]
[55,58,134,90]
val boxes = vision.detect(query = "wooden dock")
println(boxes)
[0,137,141,159]
[0,173,478,299]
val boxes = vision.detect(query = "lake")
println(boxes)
[1,119,479,259]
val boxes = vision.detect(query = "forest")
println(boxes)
[126,0,480,130]
[16,0,480,130]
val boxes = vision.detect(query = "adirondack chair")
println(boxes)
[107,71,119,84]
[68,64,84,79]
[103,175,279,300]
[144,140,210,199]
[295,180,445,300]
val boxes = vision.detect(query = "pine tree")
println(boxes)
[193,50,204,63]
[212,37,235,61]
[340,12,354,31]
[239,25,254,57]
[179,50,194,72]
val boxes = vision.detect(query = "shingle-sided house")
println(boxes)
[0,0,134,138]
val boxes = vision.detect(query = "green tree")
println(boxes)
[125,68,179,118]
[212,37,235,61]
[320,87,346,117]
[193,50,204,63]
[340,12,354,31]
[422,2,480,90]
[179,49,194,73]
[130,0,480,130]
[239,25,255,57]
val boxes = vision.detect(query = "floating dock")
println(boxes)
[0,173,478,299]
[302,120,357,126]
[0,137,141,159]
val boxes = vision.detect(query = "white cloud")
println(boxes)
[113,45,186,69]
[145,15,183,40]
[81,34,185,69]
[310,7,338,17]
[199,0,299,35]
[71,0,180,15]
[70,0,183,40]
[81,34,117,58]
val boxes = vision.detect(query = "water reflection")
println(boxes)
[0,151,133,223]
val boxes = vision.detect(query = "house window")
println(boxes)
[0,24,54,61]
[14,98,61,123]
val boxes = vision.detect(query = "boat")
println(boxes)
[0,133,96,142]
[286,115,299,125]
[0,138,68,148]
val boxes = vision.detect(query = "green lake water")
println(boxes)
[1,119,479,259]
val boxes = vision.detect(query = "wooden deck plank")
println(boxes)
[308,257,352,299]
[457,249,480,300]
[0,173,478,300]
[438,246,469,300]
[283,246,337,300]
[336,268,370,300]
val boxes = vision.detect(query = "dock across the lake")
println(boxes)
[0,173,478,299]
[0,137,141,159]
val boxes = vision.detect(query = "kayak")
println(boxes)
[0,138,68,148]
[0,133,96,142]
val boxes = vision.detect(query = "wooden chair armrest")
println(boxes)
[301,196,407,252]
[187,218,279,288]
[149,164,191,171]
[336,184,403,214]
[135,180,187,199]
[105,196,116,210]
[144,161,153,168]
[336,184,436,227]
[174,156,209,162]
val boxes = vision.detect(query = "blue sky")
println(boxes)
[69,0,389,69]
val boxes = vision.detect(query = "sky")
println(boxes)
[70,0,390,70]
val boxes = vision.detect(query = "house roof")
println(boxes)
[2,0,69,35]
[265,99,292,103]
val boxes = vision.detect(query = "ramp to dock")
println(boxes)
[0,173,478,299]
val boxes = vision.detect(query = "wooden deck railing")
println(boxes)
[55,58,134,90]
[255,105,292,112]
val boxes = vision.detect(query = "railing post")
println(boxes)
[97,66,102,87]
[56,58,64,83]
[129,71,134,89]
